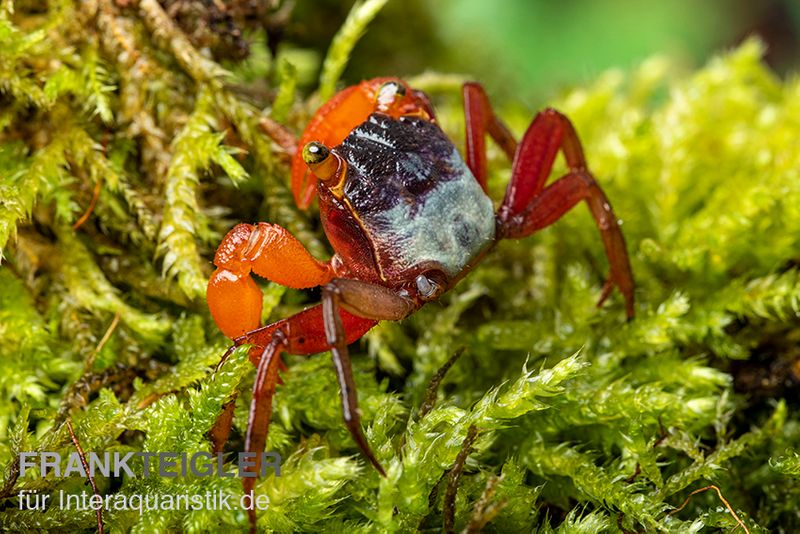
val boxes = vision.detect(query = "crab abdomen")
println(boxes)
[335,113,495,281]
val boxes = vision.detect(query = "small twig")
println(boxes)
[417,469,449,531]
[0,456,20,499]
[72,177,103,230]
[461,474,507,534]
[400,347,466,466]
[73,132,111,231]
[624,463,641,484]
[84,313,121,373]
[56,313,123,425]
[668,484,749,534]
[258,116,298,157]
[137,0,229,82]
[136,391,168,409]
[444,425,479,534]
[97,0,141,65]
[66,421,104,534]
[404,348,466,454]
[419,348,465,419]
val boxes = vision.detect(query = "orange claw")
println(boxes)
[207,223,335,338]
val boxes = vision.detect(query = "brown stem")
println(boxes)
[66,421,104,534]
[418,347,465,419]
[669,485,749,534]
[443,425,479,534]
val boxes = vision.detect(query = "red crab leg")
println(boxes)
[231,303,378,363]
[499,108,589,220]
[234,279,411,466]
[463,87,634,317]
[236,280,412,530]
[243,334,285,532]
[235,306,376,532]
[323,289,383,475]
[320,279,414,476]
[463,82,518,192]
[207,222,335,338]
[498,109,634,317]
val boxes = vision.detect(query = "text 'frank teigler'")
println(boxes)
[19,452,282,478]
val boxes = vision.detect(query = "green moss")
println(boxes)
[1,1,799,532]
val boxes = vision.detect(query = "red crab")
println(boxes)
[207,77,634,524]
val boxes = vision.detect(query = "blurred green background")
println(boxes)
[278,0,800,101]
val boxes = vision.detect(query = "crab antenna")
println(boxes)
[302,141,339,182]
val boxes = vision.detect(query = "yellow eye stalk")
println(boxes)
[302,141,339,181]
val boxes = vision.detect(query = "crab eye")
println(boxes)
[415,274,441,300]
[302,141,329,165]
[377,81,406,107]
[302,141,339,182]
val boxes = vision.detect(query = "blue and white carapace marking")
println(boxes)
[336,113,496,278]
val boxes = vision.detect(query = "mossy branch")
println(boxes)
[318,0,389,100]
[137,0,229,84]
[157,86,244,300]
[57,227,172,341]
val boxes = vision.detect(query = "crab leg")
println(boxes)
[321,279,414,476]
[499,108,590,220]
[233,306,377,532]
[322,289,382,475]
[216,276,425,498]
[232,279,410,531]
[463,82,518,191]
[462,87,634,317]
[229,303,376,362]
[243,333,285,532]
[213,305,376,451]
[501,169,635,318]
[497,108,633,317]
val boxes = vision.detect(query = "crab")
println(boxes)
[206,77,634,522]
